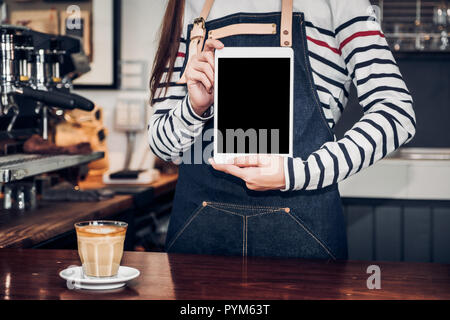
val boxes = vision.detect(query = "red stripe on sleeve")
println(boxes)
[177,52,186,58]
[339,31,385,51]
[307,36,341,55]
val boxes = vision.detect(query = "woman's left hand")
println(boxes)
[209,155,286,191]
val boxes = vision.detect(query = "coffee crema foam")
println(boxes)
[76,225,126,277]
[77,225,127,237]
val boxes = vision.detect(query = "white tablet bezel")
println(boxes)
[213,47,294,164]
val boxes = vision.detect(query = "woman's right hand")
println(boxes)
[185,39,224,117]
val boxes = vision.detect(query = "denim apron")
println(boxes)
[165,6,348,260]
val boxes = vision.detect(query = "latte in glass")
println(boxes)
[75,221,127,277]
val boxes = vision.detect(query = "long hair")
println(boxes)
[149,0,185,105]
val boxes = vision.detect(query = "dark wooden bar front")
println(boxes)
[0,249,449,300]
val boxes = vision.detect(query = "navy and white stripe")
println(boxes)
[148,35,213,162]
[149,0,416,191]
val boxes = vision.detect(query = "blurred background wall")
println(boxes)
[75,0,167,173]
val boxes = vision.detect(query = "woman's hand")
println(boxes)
[209,155,286,191]
[185,39,224,117]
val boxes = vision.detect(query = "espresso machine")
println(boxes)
[0,25,104,210]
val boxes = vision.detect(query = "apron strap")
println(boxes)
[199,0,214,20]
[190,0,214,48]
[178,0,293,84]
[280,0,293,47]
[178,0,215,83]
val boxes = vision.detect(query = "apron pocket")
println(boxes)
[167,201,336,259]
[166,201,244,256]
[245,207,337,260]
[246,209,337,260]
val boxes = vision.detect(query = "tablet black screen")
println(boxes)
[217,57,290,154]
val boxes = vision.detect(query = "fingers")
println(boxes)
[203,39,224,53]
[209,159,247,180]
[233,155,271,167]
[186,50,215,93]
[186,69,212,92]
[198,51,215,69]
[184,40,222,93]
[209,157,285,191]
[246,182,256,190]
[192,60,214,86]
[245,182,267,191]
[234,155,260,168]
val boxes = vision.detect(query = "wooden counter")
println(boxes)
[0,174,178,248]
[78,173,178,198]
[0,249,449,300]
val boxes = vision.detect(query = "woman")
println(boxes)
[148,0,416,259]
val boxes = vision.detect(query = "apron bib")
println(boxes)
[165,0,348,260]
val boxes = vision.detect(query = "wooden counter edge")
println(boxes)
[79,173,178,197]
[0,195,134,249]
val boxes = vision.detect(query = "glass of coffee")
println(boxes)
[75,221,128,278]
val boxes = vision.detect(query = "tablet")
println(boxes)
[214,47,294,164]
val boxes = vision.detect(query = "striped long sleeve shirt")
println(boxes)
[148,0,416,191]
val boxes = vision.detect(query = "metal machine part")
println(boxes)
[0,25,94,135]
[0,28,18,117]
[0,25,101,211]
[3,181,36,210]
[0,151,104,183]
[15,34,33,86]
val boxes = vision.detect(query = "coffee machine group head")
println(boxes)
[0,25,95,135]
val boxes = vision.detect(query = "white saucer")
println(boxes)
[59,266,140,290]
